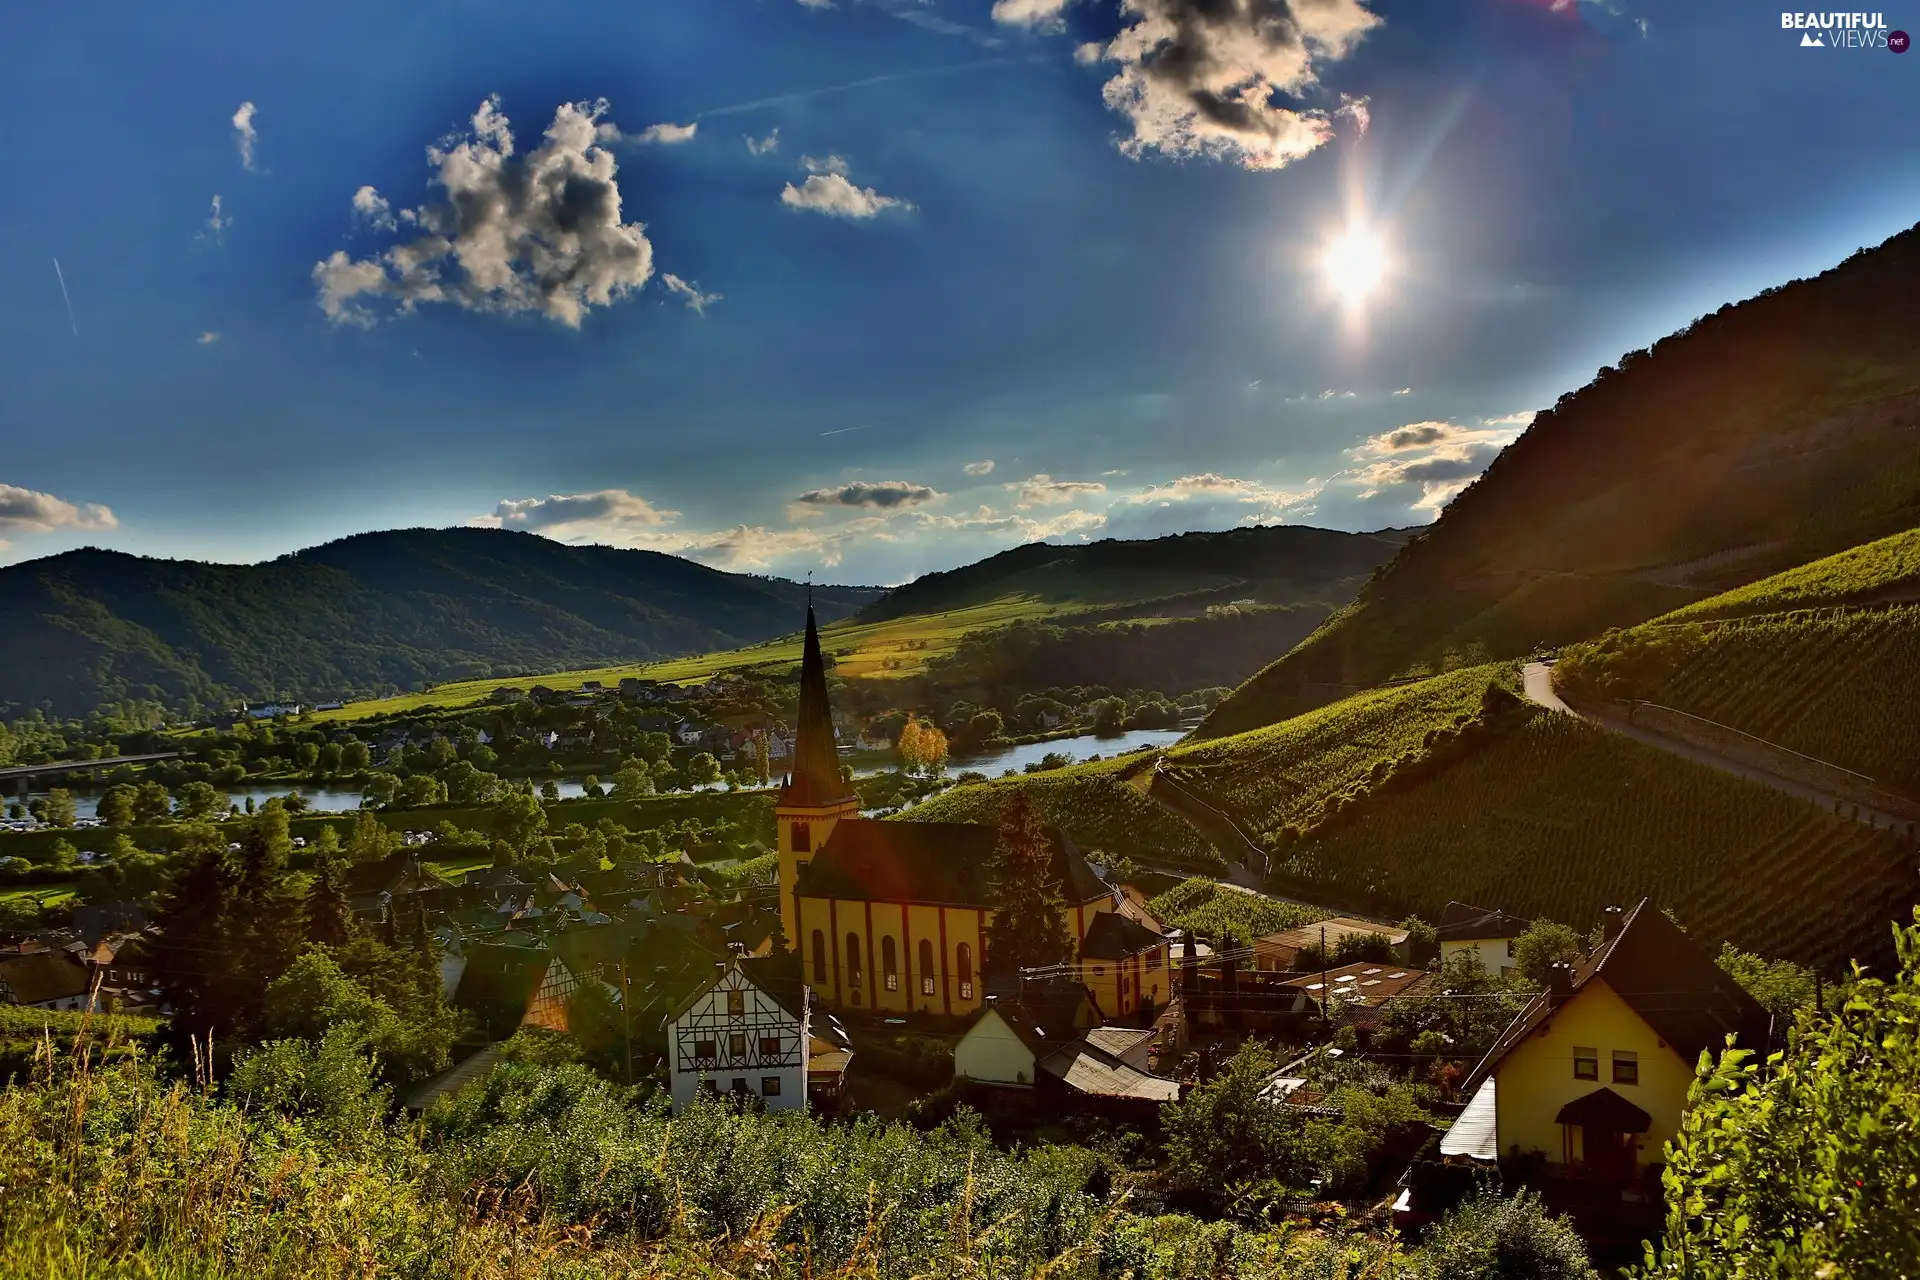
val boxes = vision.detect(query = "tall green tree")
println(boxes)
[37,788,77,828]
[491,791,547,862]
[132,781,171,824]
[304,857,356,948]
[984,790,1070,975]
[96,784,137,827]
[1512,918,1584,988]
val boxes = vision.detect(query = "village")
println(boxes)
[0,607,1781,1263]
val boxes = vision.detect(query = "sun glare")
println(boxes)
[1322,226,1389,302]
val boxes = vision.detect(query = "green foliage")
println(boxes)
[1657,525,1920,624]
[491,790,548,860]
[262,949,456,1087]
[1147,878,1323,946]
[984,790,1072,973]
[1714,944,1819,1019]
[1413,1193,1596,1280]
[1511,920,1584,988]
[1641,912,1920,1277]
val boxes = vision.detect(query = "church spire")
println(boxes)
[783,602,852,806]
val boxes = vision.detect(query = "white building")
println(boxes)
[1437,901,1530,978]
[667,956,811,1111]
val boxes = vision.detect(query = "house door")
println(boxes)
[1582,1125,1636,1182]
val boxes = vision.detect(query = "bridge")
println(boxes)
[0,752,180,794]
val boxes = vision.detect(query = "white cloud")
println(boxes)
[0,484,117,543]
[1480,410,1536,429]
[962,459,995,476]
[482,489,679,534]
[796,0,833,8]
[1074,40,1104,64]
[1085,0,1380,170]
[313,96,655,328]
[636,120,698,144]
[992,0,1072,31]
[781,171,909,219]
[1392,386,1412,395]
[1010,474,1106,507]
[801,154,851,176]
[746,129,781,155]
[661,273,722,315]
[351,185,397,232]
[232,101,259,170]
[203,194,231,242]
[794,480,941,511]
[197,331,220,345]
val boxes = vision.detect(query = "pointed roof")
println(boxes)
[780,604,856,808]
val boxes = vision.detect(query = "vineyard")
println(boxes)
[1558,604,1920,795]
[1145,877,1325,945]
[1659,525,1920,623]
[899,757,1223,872]
[1159,663,1524,838]
[1270,713,1916,971]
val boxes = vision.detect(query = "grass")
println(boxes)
[1558,603,1920,794]
[1145,878,1325,946]
[1658,525,1920,623]
[1269,712,1916,973]
[308,596,1077,723]
[0,883,76,908]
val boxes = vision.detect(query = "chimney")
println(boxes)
[1601,904,1625,942]
[1546,961,1575,1001]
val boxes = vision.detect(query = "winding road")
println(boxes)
[1520,662,1912,829]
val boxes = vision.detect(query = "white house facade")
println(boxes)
[668,957,810,1112]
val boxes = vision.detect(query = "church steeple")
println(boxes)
[782,603,854,806]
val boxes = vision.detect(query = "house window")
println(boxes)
[729,1033,747,1060]
[1613,1050,1639,1086]
[1573,1046,1599,1081]
[846,933,864,987]
[883,936,899,990]
[700,1079,719,1096]
[731,1078,748,1095]
[694,1039,717,1060]
[759,1036,783,1058]
[792,823,811,853]
[919,939,936,995]
[812,930,828,984]
[1093,965,1106,977]
[1148,949,1163,970]
[957,943,973,1001]
[762,1076,782,1097]
[727,989,745,1017]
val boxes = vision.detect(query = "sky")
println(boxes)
[2,0,1916,585]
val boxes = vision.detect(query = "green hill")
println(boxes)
[1201,222,1920,739]
[0,528,879,718]
[857,525,1411,623]
[1656,525,1920,623]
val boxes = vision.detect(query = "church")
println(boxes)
[775,606,1168,1021]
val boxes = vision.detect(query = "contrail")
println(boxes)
[696,57,1028,121]
[820,425,868,437]
[52,258,78,337]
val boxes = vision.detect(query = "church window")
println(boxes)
[957,943,974,1000]
[883,937,899,990]
[792,823,811,853]
[919,939,936,996]
[846,933,863,987]
[811,930,828,984]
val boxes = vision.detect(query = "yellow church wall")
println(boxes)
[776,799,861,946]
[799,896,989,1017]
[1493,978,1698,1167]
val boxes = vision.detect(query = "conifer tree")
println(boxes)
[304,856,356,948]
[985,791,1071,975]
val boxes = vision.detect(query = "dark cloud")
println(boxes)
[795,479,940,509]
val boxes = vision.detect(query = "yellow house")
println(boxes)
[1449,899,1770,1180]
[775,604,1117,1019]
[1077,911,1172,1020]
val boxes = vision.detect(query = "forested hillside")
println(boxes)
[0,528,878,717]
[1202,222,1920,738]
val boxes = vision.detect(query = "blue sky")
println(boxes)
[2,0,1916,583]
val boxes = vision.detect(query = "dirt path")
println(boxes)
[1520,662,1912,829]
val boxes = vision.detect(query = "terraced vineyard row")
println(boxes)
[1268,714,1916,971]
[901,758,1223,872]
[1660,525,1920,623]
[1160,663,1522,837]
[1145,877,1325,945]
[1559,605,1920,795]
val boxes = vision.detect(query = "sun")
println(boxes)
[1321,226,1389,302]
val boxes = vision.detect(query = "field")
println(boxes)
[0,883,76,908]
[1558,604,1920,794]
[1268,713,1915,972]
[308,596,1073,722]
[1658,525,1920,623]
[900,755,1222,872]
[1160,663,1524,839]
[1145,877,1325,945]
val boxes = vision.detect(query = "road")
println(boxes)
[1520,662,1911,829]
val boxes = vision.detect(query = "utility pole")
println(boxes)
[619,960,634,1086]
[1321,924,1330,1030]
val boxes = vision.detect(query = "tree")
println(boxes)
[304,858,356,947]
[341,740,371,772]
[1414,1193,1595,1279]
[97,784,137,827]
[361,773,397,808]
[540,779,560,802]
[1715,943,1818,1018]
[318,742,344,775]
[1090,698,1127,736]
[582,774,605,799]
[173,780,225,821]
[128,781,171,823]
[611,762,654,799]
[961,710,1004,749]
[492,791,547,862]
[1160,1040,1303,1202]
[898,717,949,774]
[294,742,320,771]
[38,788,76,828]
[687,753,722,786]
[1643,913,1920,1277]
[1512,918,1583,988]
[984,791,1071,974]
[1402,916,1439,967]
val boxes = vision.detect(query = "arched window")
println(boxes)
[791,822,810,853]
[811,930,827,985]
[919,939,936,996]
[846,933,863,987]
[957,942,974,1000]
[882,936,899,991]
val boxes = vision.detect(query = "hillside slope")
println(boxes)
[1201,222,1920,738]
[858,525,1411,623]
[0,528,878,717]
